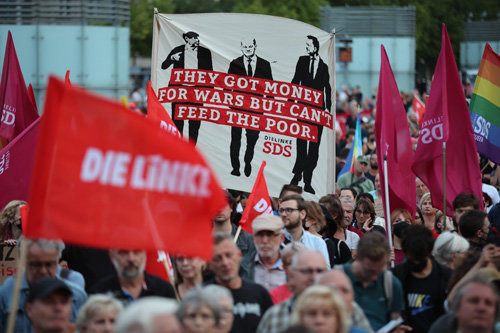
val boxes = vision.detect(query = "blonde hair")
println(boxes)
[291,285,350,333]
[75,294,123,331]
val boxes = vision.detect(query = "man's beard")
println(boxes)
[370,163,378,170]
[113,259,145,280]
[257,245,279,259]
[285,218,302,230]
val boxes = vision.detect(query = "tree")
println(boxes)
[232,0,328,27]
[130,0,175,58]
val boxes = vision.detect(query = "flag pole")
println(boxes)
[443,142,446,218]
[233,225,242,244]
[158,251,180,301]
[383,155,394,268]
[6,240,27,333]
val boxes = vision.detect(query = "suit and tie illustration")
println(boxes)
[161,31,213,144]
[228,37,273,177]
[290,36,332,194]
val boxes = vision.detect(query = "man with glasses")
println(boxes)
[248,214,286,291]
[341,232,405,331]
[257,249,327,333]
[0,239,87,332]
[278,195,330,267]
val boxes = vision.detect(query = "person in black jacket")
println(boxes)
[89,249,176,303]
[161,31,213,144]
[290,35,332,194]
[392,225,452,333]
[228,37,273,177]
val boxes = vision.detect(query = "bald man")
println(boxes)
[317,270,372,332]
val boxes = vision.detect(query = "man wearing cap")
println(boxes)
[0,239,87,333]
[337,156,374,194]
[25,277,73,333]
[161,31,213,144]
[248,215,286,291]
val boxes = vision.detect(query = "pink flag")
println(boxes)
[375,46,416,220]
[0,31,39,140]
[239,161,273,234]
[0,117,40,208]
[27,83,38,112]
[412,24,483,216]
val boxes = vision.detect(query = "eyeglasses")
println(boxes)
[356,210,370,215]
[28,261,58,270]
[394,219,410,224]
[278,208,299,215]
[294,268,325,275]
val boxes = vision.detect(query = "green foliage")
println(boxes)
[130,0,175,57]
[232,0,328,26]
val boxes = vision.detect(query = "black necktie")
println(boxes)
[247,59,253,77]
[310,57,315,78]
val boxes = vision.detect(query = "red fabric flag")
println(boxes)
[0,31,39,140]
[239,161,273,234]
[65,70,71,87]
[0,117,40,209]
[145,250,170,282]
[412,24,483,216]
[147,81,181,138]
[336,113,347,139]
[375,46,416,221]
[27,83,38,112]
[412,94,425,127]
[25,76,226,260]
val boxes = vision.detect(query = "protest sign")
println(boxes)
[0,244,18,285]
[26,77,226,260]
[151,13,336,198]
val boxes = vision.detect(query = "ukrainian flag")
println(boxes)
[469,43,500,164]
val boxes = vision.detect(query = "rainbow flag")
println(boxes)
[469,43,500,164]
[338,113,362,177]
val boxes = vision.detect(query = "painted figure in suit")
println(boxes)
[290,35,332,194]
[228,37,273,177]
[161,31,212,144]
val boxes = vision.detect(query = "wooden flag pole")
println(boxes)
[158,251,180,301]
[383,156,394,268]
[233,225,242,244]
[6,239,28,333]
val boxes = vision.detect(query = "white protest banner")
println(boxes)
[152,12,335,198]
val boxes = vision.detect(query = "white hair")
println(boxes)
[432,232,469,266]
[114,297,179,333]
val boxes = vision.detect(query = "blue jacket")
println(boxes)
[0,274,87,333]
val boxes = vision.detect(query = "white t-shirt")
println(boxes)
[345,230,360,250]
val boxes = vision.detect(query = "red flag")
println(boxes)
[412,24,483,216]
[239,161,273,234]
[27,83,38,112]
[375,46,416,220]
[412,94,425,127]
[147,81,181,138]
[336,113,347,139]
[65,70,71,87]
[0,117,40,209]
[25,76,226,260]
[0,31,39,140]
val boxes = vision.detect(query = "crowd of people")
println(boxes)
[0,82,499,333]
